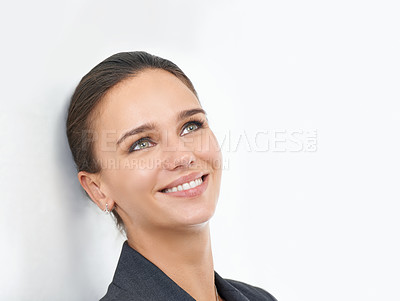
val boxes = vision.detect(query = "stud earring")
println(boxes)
[104,203,110,214]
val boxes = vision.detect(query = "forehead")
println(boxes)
[94,69,200,132]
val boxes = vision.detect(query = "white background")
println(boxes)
[1,1,399,300]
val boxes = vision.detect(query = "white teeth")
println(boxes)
[164,177,203,193]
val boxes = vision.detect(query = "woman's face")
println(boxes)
[90,69,223,233]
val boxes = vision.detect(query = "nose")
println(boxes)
[161,148,196,170]
[160,135,197,170]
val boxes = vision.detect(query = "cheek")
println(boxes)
[103,162,158,203]
[197,130,223,169]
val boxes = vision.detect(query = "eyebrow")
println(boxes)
[116,108,207,146]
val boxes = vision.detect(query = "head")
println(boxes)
[66,51,223,238]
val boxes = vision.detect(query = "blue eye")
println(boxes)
[129,138,154,152]
[181,120,204,135]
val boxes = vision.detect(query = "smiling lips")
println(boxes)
[162,176,203,193]
[159,172,209,197]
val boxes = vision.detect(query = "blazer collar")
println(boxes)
[111,240,250,301]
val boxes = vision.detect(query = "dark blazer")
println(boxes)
[100,241,277,301]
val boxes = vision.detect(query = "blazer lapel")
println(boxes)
[111,240,195,301]
[215,271,250,301]
[111,241,250,301]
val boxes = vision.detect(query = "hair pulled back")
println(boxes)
[66,51,198,234]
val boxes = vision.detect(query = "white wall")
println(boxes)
[1,1,399,300]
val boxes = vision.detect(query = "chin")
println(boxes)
[175,205,217,228]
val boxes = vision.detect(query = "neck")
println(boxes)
[127,222,216,301]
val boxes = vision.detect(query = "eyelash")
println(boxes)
[128,118,205,153]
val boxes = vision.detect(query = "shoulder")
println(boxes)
[99,283,132,301]
[99,282,147,301]
[224,278,278,301]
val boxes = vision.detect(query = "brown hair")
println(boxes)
[66,51,198,235]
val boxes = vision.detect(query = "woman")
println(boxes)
[66,51,277,301]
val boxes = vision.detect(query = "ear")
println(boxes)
[78,171,115,212]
